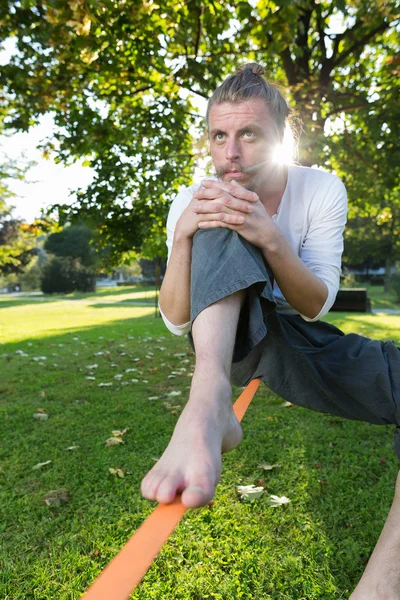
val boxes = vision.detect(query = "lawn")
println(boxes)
[1,289,400,599]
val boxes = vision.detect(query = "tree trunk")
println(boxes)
[154,256,161,318]
[384,256,392,293]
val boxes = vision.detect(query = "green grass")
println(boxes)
[1,292,400,599]
[363,283,400,310]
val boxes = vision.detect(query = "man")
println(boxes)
[141,63,400,599]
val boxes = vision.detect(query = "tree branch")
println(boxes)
[194,4,204,58]
[332,20,390,68]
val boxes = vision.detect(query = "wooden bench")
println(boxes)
[329,288,371,313]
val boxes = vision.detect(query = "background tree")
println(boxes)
[0,0,398,263]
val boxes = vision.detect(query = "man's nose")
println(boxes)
[226,138,240,161]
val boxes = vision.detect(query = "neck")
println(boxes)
[256,163,288,207]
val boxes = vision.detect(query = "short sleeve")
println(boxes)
[299,176,348,322]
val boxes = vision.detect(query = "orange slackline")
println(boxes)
[82,378,261,600]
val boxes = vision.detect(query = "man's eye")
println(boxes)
[215,133,225,141]
[242,131,256,139]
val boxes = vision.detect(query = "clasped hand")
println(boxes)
[192,179,275,250]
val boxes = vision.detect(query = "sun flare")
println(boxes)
[272,126,295,165]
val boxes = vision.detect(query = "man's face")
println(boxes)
[208,99,280,191]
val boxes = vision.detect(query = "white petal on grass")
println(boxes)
[86,364,98,369]
[125,368,138,373]
[33,356,47,361]
[98,382,113,387]
[120,381,130,386]
[237,485,264,501]
[167,391,182,397]
[32,460,52,470]
[148,396,160,400]
[142,379,149,383]
[174,353,186,358]
[267,495,291,508]
[86,376,96,381]
[114,374,123,379]
[281,401,293,407]
[66,446,80,451]
[33,413,49,421]
[167,375,176,379]
[258,463,283,471]
[131,378,139,383]
[16,349,28,356]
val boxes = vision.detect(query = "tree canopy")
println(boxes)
[0,0,398,262]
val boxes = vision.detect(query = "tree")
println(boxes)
[0,0,398,261]
[325,53,400,288]
[44,223,97,267]
[0,200,36,275]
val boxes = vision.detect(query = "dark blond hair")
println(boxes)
[206,63,290,140]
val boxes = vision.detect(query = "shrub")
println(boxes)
[40,257,96,294]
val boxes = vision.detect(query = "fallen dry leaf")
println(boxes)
[32,460,52,470]
[33,413,48,421]
[111,428,129,438]
[109,467,125,478]
[43,489,70,507]
[105,437,124,446]
[258,463,282,471]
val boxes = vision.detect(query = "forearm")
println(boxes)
[262,230,328,319]
[159,233,192,326]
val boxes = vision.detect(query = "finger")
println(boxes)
[196,212,245,225]
[193,199,253,215]
[198,220,237,230]
[200,179,259,203]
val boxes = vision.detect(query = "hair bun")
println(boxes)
[237,63,265,77]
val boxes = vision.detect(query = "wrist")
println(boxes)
[260,226,286,257]
[173,228,194,246]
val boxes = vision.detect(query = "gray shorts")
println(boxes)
[188,228,400,461]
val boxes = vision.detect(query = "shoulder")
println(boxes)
[290,164,345,190]
[289,165,347,208]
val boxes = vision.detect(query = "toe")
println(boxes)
[141,468,164,500]
[156,472,185,504]
[181,476,215,508]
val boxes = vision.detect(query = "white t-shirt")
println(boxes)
[160,165,348,336]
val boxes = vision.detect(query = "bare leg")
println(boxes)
[141,290,246,508]
[350,470,400,600]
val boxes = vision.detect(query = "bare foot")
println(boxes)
[141,375,242,508]
[350,482,400,600]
